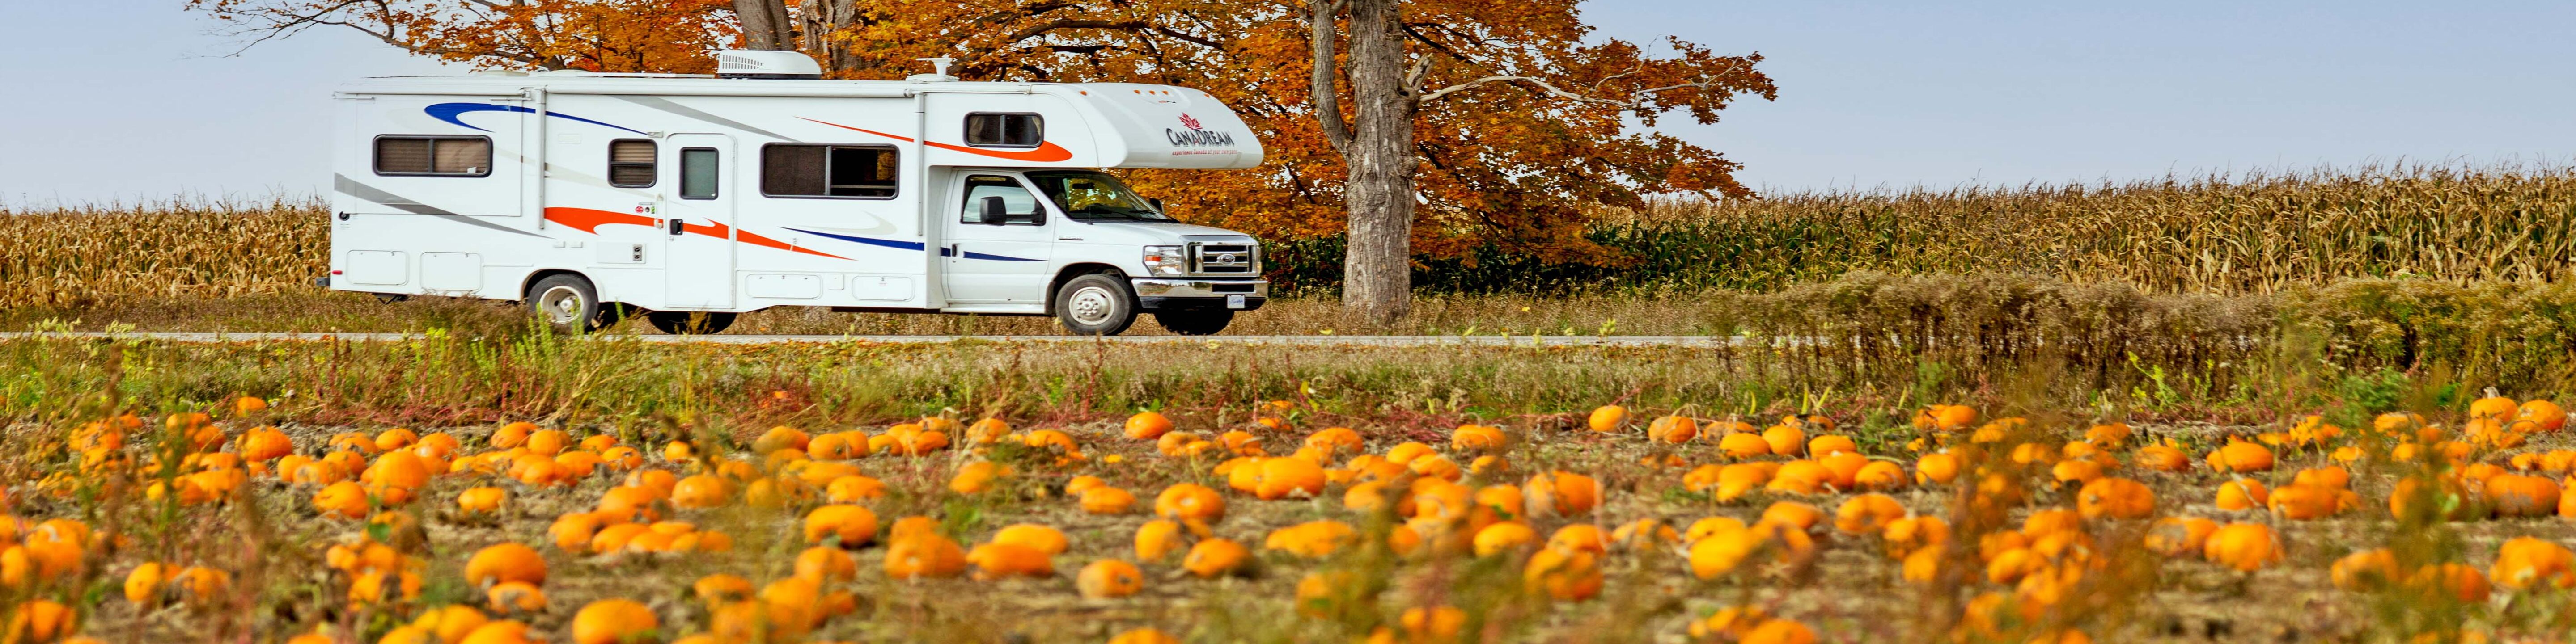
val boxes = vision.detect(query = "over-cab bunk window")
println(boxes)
[761,144,898,198]
[607,140,657,188]
[373,136,491,177]
[964,113,1043,148]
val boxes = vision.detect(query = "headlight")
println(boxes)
[1142,245,1187,277]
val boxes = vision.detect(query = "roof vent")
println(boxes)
[907,57,957,82]
[716,50,823,80]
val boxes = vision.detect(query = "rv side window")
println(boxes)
[373,136,491,177]
[964,113,1043,148]
[761,144,898,198]
[608,140,657,188]
[960,175,1044,225]
[679,148,719,200]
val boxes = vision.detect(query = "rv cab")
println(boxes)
[323,51,1267,335]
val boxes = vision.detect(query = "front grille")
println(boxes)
[1190,242,1257,275]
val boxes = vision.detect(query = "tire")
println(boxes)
[646,311,738,335]
[1154,309,1234,336]
[526,274,609,334]
[1052,273,1138,336]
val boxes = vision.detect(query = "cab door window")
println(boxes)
[960,175,1044,225]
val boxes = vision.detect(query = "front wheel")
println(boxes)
[1052,274,1138,336]
[646,311,737,335]
[1153,309,1234,336]
[527,274,609,334]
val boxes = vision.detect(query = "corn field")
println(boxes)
[0,197,330,308]
[12,164,2576,309]
[1273,163,2576,295]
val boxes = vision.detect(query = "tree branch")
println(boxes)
[1308,0,1351,152]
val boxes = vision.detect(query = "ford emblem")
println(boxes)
[1217,253,1237,264]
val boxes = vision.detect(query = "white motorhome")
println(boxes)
[324,51,1267,335]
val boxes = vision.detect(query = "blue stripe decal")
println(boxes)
[425,103,647,135]
[788,227,925,251]
[787,227,1043,261]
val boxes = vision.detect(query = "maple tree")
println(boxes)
[194,0,1773,322]
[186,0,738,73]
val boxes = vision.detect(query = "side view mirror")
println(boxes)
[981,196,1007,225]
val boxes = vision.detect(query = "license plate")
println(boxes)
[1226,295,1246,309]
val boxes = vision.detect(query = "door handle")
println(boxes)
[667,218,684,235]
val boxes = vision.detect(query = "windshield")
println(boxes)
[1022,171,1172,222]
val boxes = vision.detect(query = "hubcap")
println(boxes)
[538,286,585,324]
[1066,286,1118,326]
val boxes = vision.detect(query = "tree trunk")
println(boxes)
[732,0,796,51]
[1338,0,1415,325]
[797,0,861,74]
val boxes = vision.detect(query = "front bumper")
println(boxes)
[1132,278,1267,311]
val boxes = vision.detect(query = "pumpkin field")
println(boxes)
[0,332,2567,644]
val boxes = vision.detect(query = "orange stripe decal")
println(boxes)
[799,117,1074,163]
[546,207,848,260]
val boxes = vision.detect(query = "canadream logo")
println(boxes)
[1165,113,1236,147]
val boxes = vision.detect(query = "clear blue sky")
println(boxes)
[3,2,2571,206]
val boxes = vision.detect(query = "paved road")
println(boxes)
[0,331,1755,347]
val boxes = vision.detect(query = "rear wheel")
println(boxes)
[1052,274,1137,336]
[646,311,738,335]
[1153,309,1234,336]
[527,274,609,334]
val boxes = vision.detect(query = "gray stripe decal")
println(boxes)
[614,95,800,142]
[333,174,549,239]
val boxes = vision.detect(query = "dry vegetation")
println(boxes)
[7,167,2576,644]
[15,165,2576,311]
[0,333,2571,644]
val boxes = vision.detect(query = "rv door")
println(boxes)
[660,134,738,310]
[942,173,1056,303]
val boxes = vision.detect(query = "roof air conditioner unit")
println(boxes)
[716,50,823,80]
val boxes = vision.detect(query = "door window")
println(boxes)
[960,175,1044,225]
[679,147,719,199]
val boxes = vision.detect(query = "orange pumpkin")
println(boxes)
[2214,478,2269,512]
[1522,546,1604,601]
[570,599,657,644]
[1525,471,1600,516]
[2206,440,2275,473]
[2201,523,2283,572]
[1915,453,1962,484]
[1255,457,1328,500]
[802,505,880,547]
[1647,416,1697,443]
[2407,563,2491,602]
[2330,548,2399,591]
[1831,494,1905,534]
[484,582,547,614]
[966,542,1054,579]
[1452,424,1508,450]
[1079,486,1137,514]
[1124,411,1175,440]
[491,422,535,449]
[2516,399,2567,433]
[2076,477,2154,520]
[1134,520,1189,563]
[2485,474,2562,517]
[457,487,507,514]
[1153,484,1226,523]
[313,481,371,520]
[669,475,732,509]
[2491,536,2576,590]
[883,534,969,579]
[1076,559,1145,598]
[1587,405,1629,433]
[1181,539,1250,577]
[2134,445,2190,472]
[463,543,547,587]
